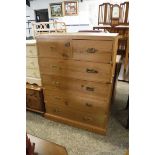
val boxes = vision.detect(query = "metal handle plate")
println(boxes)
[83,116,93,121]
[87,48,97,53]
[64,42,70,47]
[86,87,94,91]
[86,69,98,73]
[85,103,93,107]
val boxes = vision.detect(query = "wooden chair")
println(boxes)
[111,4,120,26]
[98,3,112,25]
[119,2,129,25]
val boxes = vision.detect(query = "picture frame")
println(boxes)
[49,3,64,17]
[64,1,78,16]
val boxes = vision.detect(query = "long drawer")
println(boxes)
[39,58,112,83]
[37,40,72,59]
[72,40,113,63]
[41,75,112,98]
[44,89,110,114]
[45,103,107,128]
[26,57,40,69]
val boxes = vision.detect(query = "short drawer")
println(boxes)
[39,58,112,83]
[26,68,40,78]
[72,40,113,63]
[41,75,112,99]
[26,57,39,69]
[26,45,37,57]
[37,40,72,59]
[45,103,108,128]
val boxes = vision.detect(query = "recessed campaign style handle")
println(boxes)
[86,68,98,73]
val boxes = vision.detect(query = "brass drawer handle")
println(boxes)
[85,103,92,107]
[53,108,61,113]
[52,81,60,87]
[51,65,57,68]
[50,46,55,50]
[83,116,93,121]
[51,65,61,70]
[86,69,98,73]
[86,48,97,53]
[62,53,69,58]
[86,87,94,91]
[64,42,70,47]
[29,93,35,96]
[54,97,61,100]
[64,101,69,106]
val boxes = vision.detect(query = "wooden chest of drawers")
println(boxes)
[26,40,42,86]
[37,33,118,134]
[26,83,45,114]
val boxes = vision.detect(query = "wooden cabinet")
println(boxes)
[26,83,45,114]
[37,33,118,134]
[26,40,42,86]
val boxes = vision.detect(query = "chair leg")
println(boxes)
[125,96,129,129]
[125,96,129,110]
[124,38,129,73]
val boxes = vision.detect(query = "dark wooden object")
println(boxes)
[27,134,68,155]
[26,134,38,155]
[98,3,112,25]
[26,83,45,114]
[98,2,129,26]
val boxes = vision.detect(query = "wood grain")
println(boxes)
[36,33,118,134]
[39,58,112,83]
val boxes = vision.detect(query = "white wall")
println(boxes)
[26,0,126,36]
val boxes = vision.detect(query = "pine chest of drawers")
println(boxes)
[36,33,118,134]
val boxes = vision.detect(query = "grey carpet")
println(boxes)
[26,81,129,155]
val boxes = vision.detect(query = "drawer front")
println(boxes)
[42,75,112,99]
[26,96,41,110]
[26,57,39,69]
[37,40,72,59]
[72,40,113,63]
[26,45,37,57]
[26,88,40,98]
[45,103,107,128]
[44,89,110,114]
[26,68,40,78]
[39,58,112,82]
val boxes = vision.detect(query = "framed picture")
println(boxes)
[49,3,64,17]
[64,1,78,16]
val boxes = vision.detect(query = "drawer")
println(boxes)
[72,40,113,63]
[26,45,37,57]
[39,58,112,83]
[26,89,40,98]
[41,75,112,98]
[45,103,107,128]
[44,89,110,114]
[26,57,39,69]
[26,68,40,78]
[37,40,72,59]
[26,97,41,110]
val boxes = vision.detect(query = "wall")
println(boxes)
[26,0,126,37]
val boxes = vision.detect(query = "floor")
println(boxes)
[26,81,129,155]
